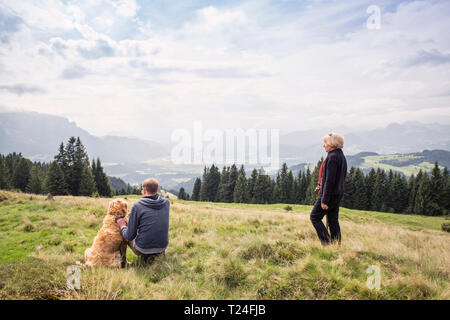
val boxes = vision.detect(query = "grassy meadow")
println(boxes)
[358,155,438,177]
[0,190,449,300]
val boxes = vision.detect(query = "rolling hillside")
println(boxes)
[280,122,450,163]
[0,190,448,300]
[346,149,450,176]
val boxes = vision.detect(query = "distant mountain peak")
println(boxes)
[0,111,168,164]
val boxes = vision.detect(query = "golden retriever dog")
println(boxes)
[84,199,129,267]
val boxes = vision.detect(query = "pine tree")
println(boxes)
[371,169,388,212]
[12,157,32,191]
[269,178,277,204]
[277,163,292,203]
[192,178,201,201]
[273,178,280,204]
[227,164,238,202]
[275,163,294,204]
[0,155,11,189]
[342,167,356,208]
[178,187,187,200]
[443,167,450,214]
[352,168,367,210]
[287,170,295,203]
[55,142,68,177]
[199,166,208,201]
[93,158,112,197]
[200,165,220,202]
[73,137,90,196]
[414,173,432,215]
[26,164,44,194]
[443,167,449,186]
[79,162,96,196]
[233,170,248,203]
[293,171,301,204]
[92,159,97,183]
[407,171,421,213]
[385,170,395,212]
[253,168,271,204]
[399,175,409,212]
[216,166,230,202]
[428,162,443,216]
[301,168,311,204]
[45,161,68,195]
[247,168,258,203]
[209,165,221,202]
[390,173,409,213]
[305,158,322,205]
[64,137,77,195]
[265,174,275,204]
[365,168,376,211]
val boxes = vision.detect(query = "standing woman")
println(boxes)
[310,133,347,245]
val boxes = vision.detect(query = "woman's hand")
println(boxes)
[314,185,320,195]
[321,203,328,210]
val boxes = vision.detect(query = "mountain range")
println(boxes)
[1,111,449,190]
[0,111,168,164]
[278,122,450,164]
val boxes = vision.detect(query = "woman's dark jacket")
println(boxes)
[320,148,347,205]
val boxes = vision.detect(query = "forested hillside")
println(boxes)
[183,161,450,216]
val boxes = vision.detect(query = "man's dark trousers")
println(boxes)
[310,195,342,245]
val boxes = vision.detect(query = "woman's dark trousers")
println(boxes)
[310,195,342,245]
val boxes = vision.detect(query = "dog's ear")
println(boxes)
[109,199,127,216]
[119,200,128,215]
[108,199,121,216]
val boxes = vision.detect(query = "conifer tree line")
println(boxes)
[112,182,142,196]
[0,137,112,197]
[183,161,450,216]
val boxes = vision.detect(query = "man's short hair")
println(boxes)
[142,178,159,194]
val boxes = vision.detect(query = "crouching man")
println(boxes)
[116,178,170,264]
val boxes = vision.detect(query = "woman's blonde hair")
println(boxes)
[323,132,344,149]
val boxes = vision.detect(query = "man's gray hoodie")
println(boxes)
[120,194,170,254]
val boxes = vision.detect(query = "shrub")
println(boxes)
[0,193,7,202]
[441,223,450,233]
[184,239,195,248]
[222,259,247,288]
[22,217,34,232]
[63,242,75,252]
[240,241,305,265]
[284,205,293,212]
[241,243,274,260]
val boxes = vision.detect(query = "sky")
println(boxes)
[0,0,450,144]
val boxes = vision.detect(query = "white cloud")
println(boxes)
[112,0,139,17]
[0,0,449,142]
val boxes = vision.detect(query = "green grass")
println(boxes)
[0,190,449,300]
[361,155,438,176]
[176,200,448,231]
